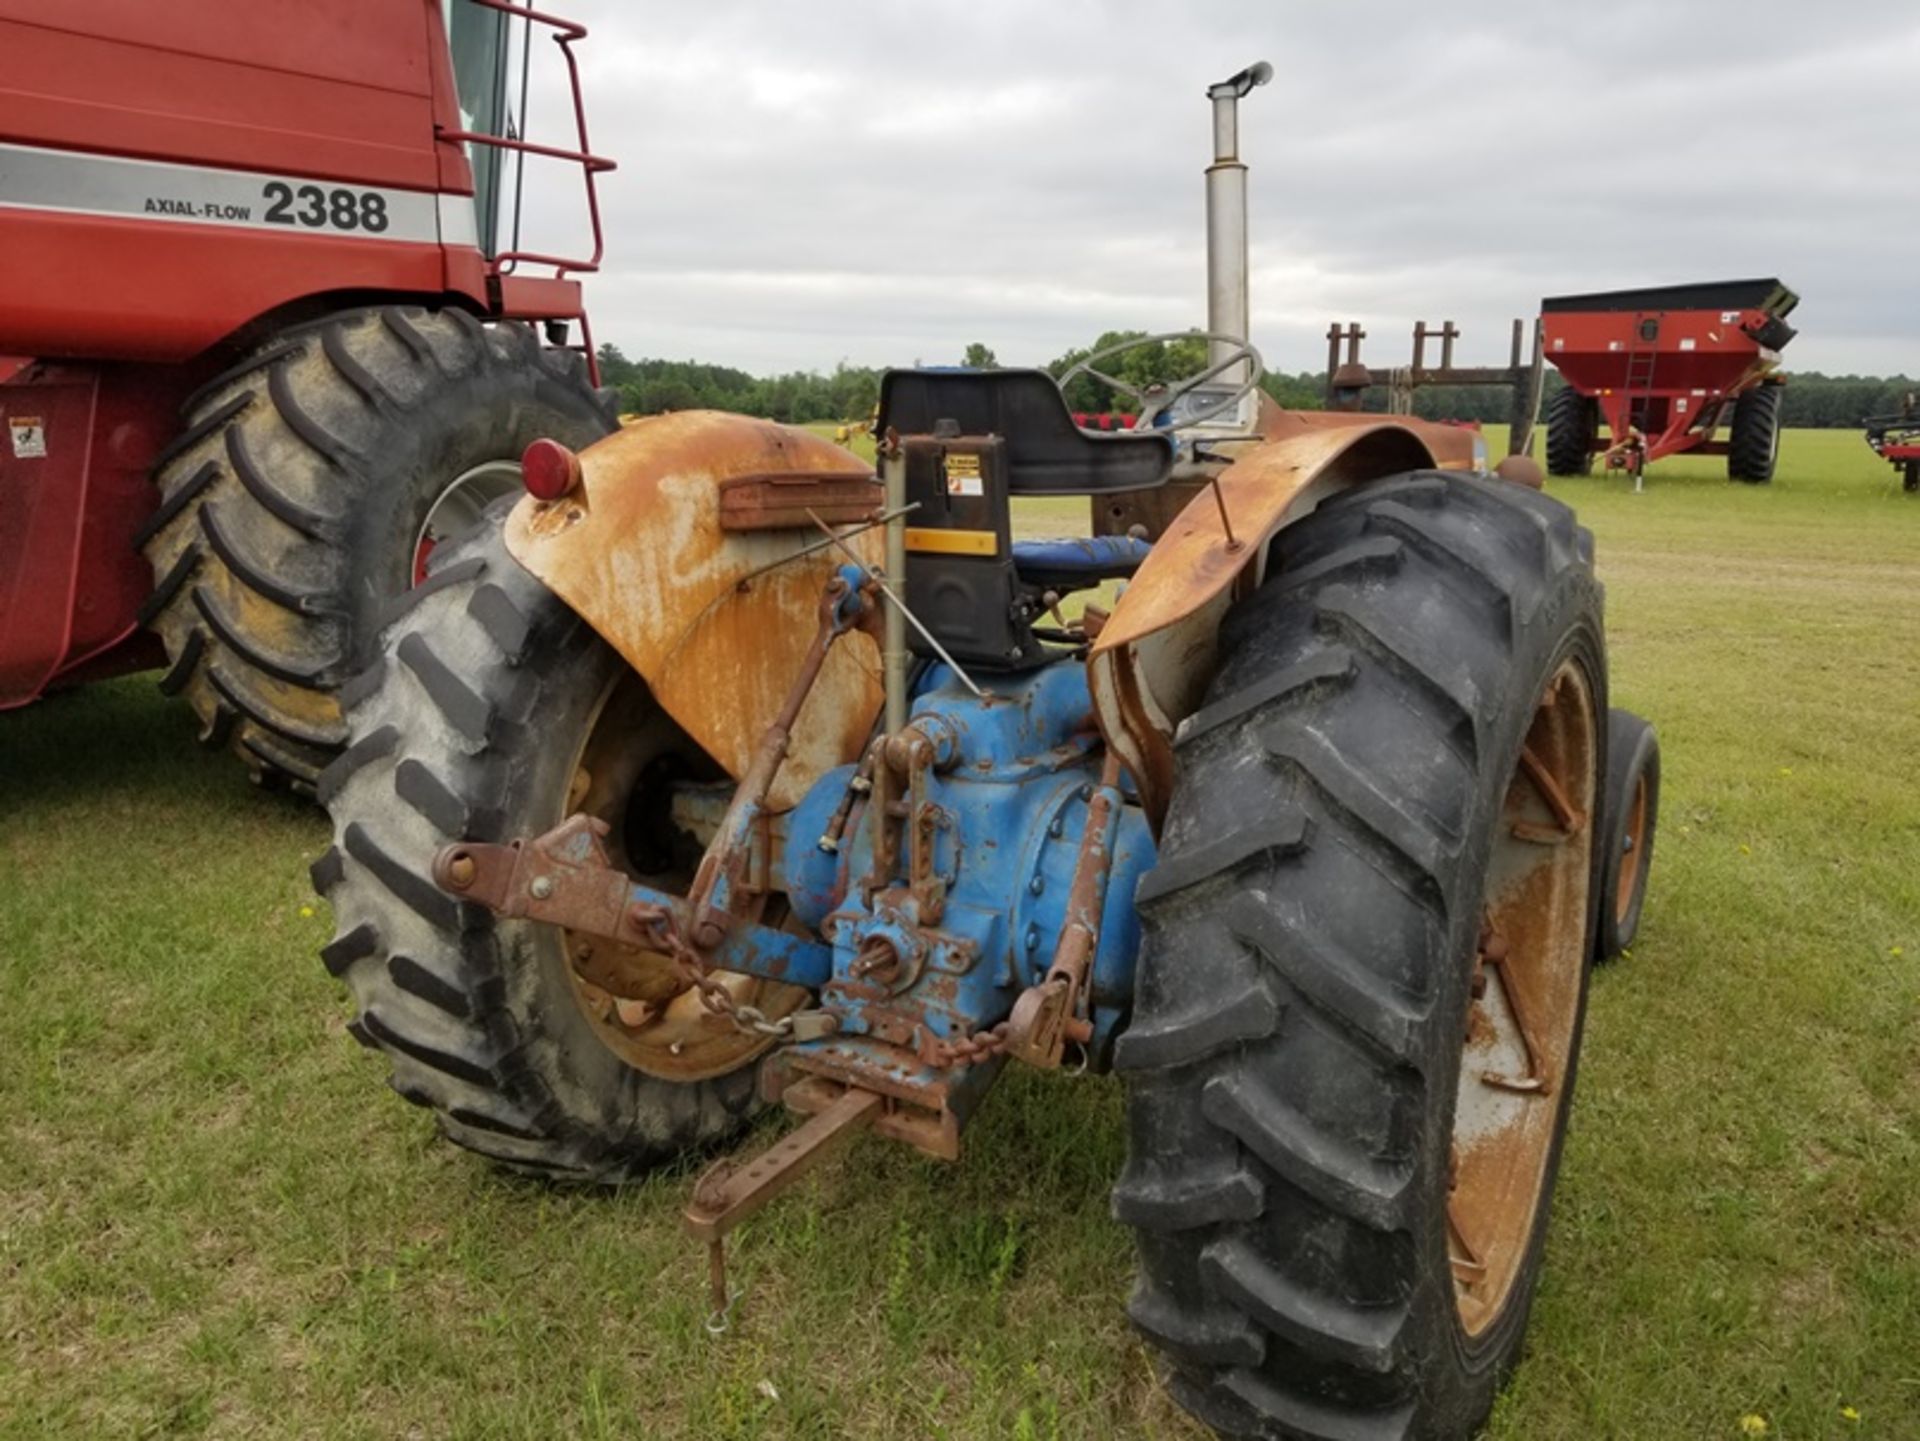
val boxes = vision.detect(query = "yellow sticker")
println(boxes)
[943,452,984,496]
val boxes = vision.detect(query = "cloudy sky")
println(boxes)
[513,1,1919,378]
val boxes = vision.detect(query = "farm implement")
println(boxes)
[315,61,1663,1441]
[1321,314,1547,480]
[1864,392,1920,492]
[1542,278,1799,487]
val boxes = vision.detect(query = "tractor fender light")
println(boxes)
[522,438,582,501]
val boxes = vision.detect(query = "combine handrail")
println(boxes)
[436,0,614,282]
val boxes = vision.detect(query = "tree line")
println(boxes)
[596,341,1913,431]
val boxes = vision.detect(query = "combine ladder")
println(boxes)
[1619,323,1659,492]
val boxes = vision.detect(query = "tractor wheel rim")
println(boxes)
[553,668,806,1082]
[1450,658,1597,1338]
[411,460,525,585]
[1614,773,1649,927]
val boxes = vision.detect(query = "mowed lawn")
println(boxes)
[2,430,1916,1440]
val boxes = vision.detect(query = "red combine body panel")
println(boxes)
[0,2,492,362]
[0,0,613,777]
[1541,278,1798,480]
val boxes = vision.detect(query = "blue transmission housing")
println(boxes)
[783,659,1155,1076]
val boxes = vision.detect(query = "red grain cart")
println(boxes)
[1541,278,1799,484]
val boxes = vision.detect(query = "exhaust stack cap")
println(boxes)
[1208,61,1271,100]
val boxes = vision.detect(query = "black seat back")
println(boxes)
[874,368,1172,672]
[876,368,1173,494]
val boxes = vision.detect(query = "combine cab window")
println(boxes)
[446,0,510,256]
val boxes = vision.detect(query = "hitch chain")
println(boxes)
[626,899,834,1042]
[922,1020,1012,1068]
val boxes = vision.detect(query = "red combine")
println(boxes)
[0,1,615,787]
[1541,279,1799,485]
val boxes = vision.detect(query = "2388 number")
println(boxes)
[262,181,390,234]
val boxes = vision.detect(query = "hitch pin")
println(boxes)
[704,1241,743,1337]
[804,508,985,698]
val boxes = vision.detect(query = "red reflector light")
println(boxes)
[522,438,582,501]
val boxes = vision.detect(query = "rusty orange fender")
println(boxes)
[505,411,883,812]
[1089,422,1438,829]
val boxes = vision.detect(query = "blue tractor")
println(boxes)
[314,66,1660,1441]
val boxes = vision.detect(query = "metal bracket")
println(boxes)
[684,1086,884,1331]
[1475,925,1552,1097]
[1002,753,1122,1069]
[433,815,834,992]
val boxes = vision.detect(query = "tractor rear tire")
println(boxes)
[1544,387,1597,477]
[1594,709,1659,963]
[1727,385,1782,483]
[141,306,617,790]
[1115,472,1606,1441]
[311,513,786,1182]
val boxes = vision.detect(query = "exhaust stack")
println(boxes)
[1205,61,1271,383]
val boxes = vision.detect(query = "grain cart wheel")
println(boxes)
[1727,384,1782,483]
[1544,387,1598,476]
[310,513,804,1182]
[141,306,617,790]
[1593,709,1659,963]
[1115,472,1605,1441]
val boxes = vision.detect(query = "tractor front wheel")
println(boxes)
[1594,709,1659,962]
[1115,472,1605,1440]
[141,306,616,790]
[311,514,801,1181]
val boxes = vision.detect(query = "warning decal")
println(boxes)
[9,416,46,459]
[943,452,984,497]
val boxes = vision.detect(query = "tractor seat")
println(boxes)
[876,368,1173,495]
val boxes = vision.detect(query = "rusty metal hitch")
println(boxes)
[684,1085,884,1335]
[432,814,835,1000]
[1003,752,1123,1069]
[433,565,882,1039]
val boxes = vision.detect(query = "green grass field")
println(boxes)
[3,431,1916,1439]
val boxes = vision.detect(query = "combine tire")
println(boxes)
[1594,709,1659,963]
[311,515,804,1182]
[1727,385,1782,483]
[1544,387,1597,476]
[141,307,616,789]
[1115,472,1606,1440]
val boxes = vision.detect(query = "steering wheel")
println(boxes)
[1057,330,1265,434]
